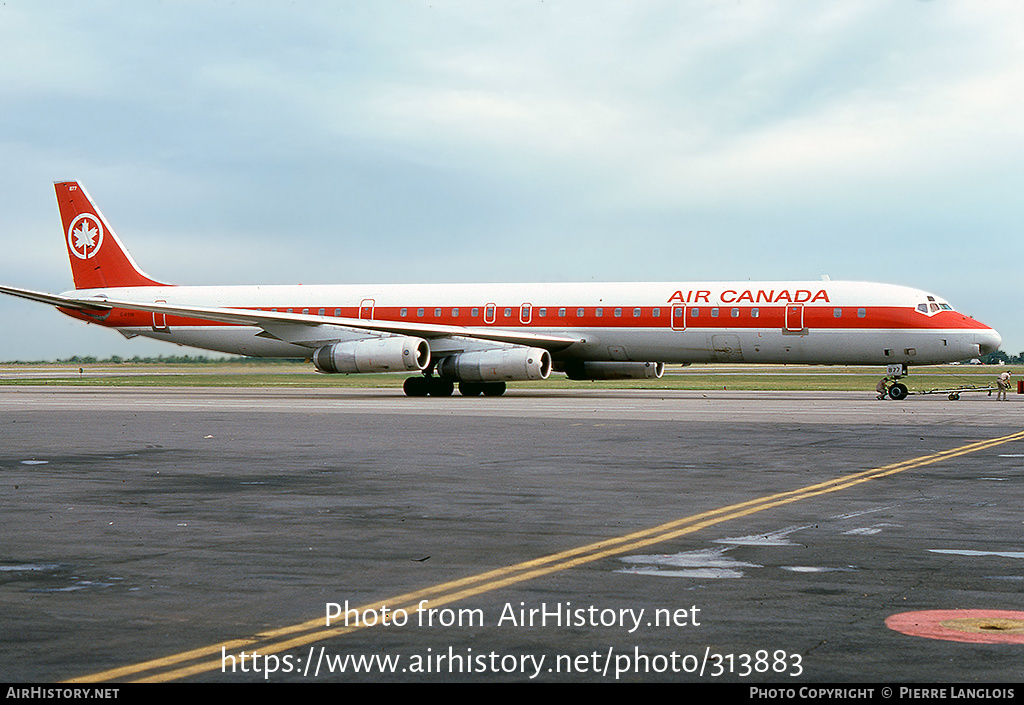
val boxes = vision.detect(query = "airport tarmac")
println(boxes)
[1,386,1022,683]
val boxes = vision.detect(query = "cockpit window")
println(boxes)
[917,301,955,315]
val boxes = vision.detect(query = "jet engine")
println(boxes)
[437,347,551,382]
[560,361,665,380]
[313,336,430,374]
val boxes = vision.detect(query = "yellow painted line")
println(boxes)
[67,429,1024,683]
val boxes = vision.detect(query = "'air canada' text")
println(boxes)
[667,289,831,304]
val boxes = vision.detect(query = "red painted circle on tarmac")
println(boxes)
[886,610,1024,644]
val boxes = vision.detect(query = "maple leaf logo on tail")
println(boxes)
[67,214,104,259]
[55,181,165,288]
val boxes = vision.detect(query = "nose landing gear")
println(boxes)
[888,382,909,400]
[877,363,909,401]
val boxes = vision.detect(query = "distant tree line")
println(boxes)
[4,355,305,365]
[980,350,1023,365]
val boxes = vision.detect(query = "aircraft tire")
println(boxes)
[459,382,484,396]
[481,381,507,397]
[888,383,909,401]
[403,376,430,397]
[428,378,455,397]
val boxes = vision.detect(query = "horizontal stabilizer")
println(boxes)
[0,284,112,311]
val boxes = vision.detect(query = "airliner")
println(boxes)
[0,181,1002,398]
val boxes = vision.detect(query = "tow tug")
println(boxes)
[879,364,997,401]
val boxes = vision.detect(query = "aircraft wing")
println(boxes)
[4,288,580,352]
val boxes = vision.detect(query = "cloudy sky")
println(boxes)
[1,1,1021,361]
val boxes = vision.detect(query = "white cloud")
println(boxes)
[1,0,1023,358]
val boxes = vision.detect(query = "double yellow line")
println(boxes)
[70,429,1024,683]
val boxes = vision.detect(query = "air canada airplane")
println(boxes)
[0,181,1003,398]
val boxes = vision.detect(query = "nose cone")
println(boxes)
[977,328,1002,356]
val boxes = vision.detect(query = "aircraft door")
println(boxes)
[152,299,169,332]
[359,299,375,320]
[520,303,532,325]
[671,306,687,331]
[785,304,804,332]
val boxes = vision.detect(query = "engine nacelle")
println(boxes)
[560,361,665,380]
[437,347,551,382]
[313,336,430,374]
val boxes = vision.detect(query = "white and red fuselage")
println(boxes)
[61,279,1000,366]
[0,182,1002,396]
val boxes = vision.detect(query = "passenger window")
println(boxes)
[834,308,842,318]
[857,308,866,318]
[711,308,719,317]
[400,308,408,317]
[452,308,459,317]
[731,308,739,318]
[614,308,622,317]
[751,308,759,318]
[652,308,660,317]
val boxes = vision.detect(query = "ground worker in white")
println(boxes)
[996,370,1012,401]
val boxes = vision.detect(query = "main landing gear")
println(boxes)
[403,374,506,397]
[457,381,507,397]
[403,375,451,397]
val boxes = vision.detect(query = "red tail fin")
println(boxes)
[54,181,164,289]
